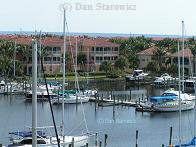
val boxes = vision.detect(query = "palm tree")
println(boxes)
[115,56,128,72]
[153,45,167,71]
[100,61,112,76]
[77,53,87,71]
[16,44,31,75]
[0,39,15,81]
[154,38,176,51]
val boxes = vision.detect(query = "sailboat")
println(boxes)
[168,21,196,147]
[52,27,89,104]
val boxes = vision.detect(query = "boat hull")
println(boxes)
[52,96,89,104]
[153,102,195,112]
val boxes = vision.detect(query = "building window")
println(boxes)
[53,57,56,61]
[96,47,103,51]
[142,59,145,61]
[92,47,94,51]
[104,47,110,51]
[104,56,111,60]
[57,57,60,61]
[114,56,118,60]
[114,47,118,51]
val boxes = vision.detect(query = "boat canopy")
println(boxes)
[39,80,61,86]
[172,137,196,146]
[150,95,177,103]
[53,89,77,95]
[9,131,46,137]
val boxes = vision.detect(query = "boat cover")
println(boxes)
[9,131,46,137]
[150,95,177,103]
[172,137,196,146]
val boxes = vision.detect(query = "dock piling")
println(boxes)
[104,134,108,147]
[95,132,98,146]
[169,126,173,146]
[136,130,138,147]
[72,137,74,147]
[99,141,102,147]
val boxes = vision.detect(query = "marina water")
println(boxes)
[0,80,195,147]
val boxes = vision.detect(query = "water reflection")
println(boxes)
[0,81,195,147]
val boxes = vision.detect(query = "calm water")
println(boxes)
[0,31,192,38]
[0,80,195,147]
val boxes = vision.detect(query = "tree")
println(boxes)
[110,36,152,71]
[115,56,128,71]
[77,53,87,71]
[146,61,160,73]
[154,38,176,51]
[153,45,167,70]
[16,44,31,75]
[128,53,139,69]
[0,40,15,80]
[100,61,112,76]
[167,64,178,76]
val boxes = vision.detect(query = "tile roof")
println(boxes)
[170,48,193,57]
[0,35,119,48]
[137,47,156,56]
[82,38,120,47]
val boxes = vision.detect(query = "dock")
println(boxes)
[89,96,155,112]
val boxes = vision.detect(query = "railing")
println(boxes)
[43,61,61,64]
[92,51,118,55]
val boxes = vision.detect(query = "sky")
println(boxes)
[0,0,196,35]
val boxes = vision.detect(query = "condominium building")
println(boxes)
[2,35,120,74]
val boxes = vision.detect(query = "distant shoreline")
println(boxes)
[0,31,193,38]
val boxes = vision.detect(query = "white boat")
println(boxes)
[52,93,90,104]
[9,131,89,147]
[144,93,195,112]
[82,89,97,97]
[26,85,58,100]
[152,100,195,112]
[143,89,195,112]
[154,73,176,85]
[125,70,148,81]
[3,82,24,94]
[0,80,5,94]
[163,88,195,101]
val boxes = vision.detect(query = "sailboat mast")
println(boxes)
[87,48,89,87]
[75,37,80,91]
[75,37,78,89]
[13,41,16,77]
[182,21,185,93]
[178,41,182,146]
[32,39,38,147]
[62,9,66,136]
[39,31,42,81]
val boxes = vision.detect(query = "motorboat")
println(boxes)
[154,73,175,85]
[4,82,24,94]
[163,88,195,101]
[0,80,5,94]
[125,70,149,81]
[25,85,58,100]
